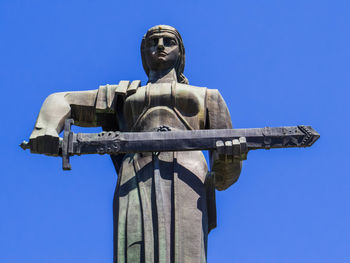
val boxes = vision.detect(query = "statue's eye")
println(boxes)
[164,38,176,46]
[150,38,158,46]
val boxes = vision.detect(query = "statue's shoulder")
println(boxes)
[175,83,208,99]
[96,80,141,112]
[176,83,226,103]
[176,82,207,91]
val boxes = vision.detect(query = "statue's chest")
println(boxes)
[148,83,173,107]
[123,83,206,131]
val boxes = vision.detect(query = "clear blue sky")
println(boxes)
[1,0,349,262]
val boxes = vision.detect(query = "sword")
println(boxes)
[20,119,320,170]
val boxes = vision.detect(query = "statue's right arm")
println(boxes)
[206,89,246,191]
[29,90,98,156]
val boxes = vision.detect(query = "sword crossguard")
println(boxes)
[62,119,74,171]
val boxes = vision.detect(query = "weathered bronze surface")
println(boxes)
[23,25,319,262]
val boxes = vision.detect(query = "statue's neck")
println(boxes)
[148,68,177,84]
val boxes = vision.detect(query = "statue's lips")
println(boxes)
[155,51,167,57]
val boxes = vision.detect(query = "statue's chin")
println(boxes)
[155,56,168,63]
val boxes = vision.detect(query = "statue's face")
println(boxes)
[144,32,180,72]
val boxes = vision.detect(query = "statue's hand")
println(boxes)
[216,137,248,162]
[29,126,60,156]
[211,137,247,190]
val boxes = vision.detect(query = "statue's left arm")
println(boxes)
[29,89,100,155]
[29,82,134,156]
[206,89,246,191]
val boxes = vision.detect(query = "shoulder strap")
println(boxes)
[95,80,141,113]
[127,80,141,96]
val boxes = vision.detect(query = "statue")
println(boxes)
[25,25,319,263]
[28,25,245,262]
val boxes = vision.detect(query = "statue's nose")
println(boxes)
[157,38,164,50]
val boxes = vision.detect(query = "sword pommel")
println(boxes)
[19,140,30,150]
